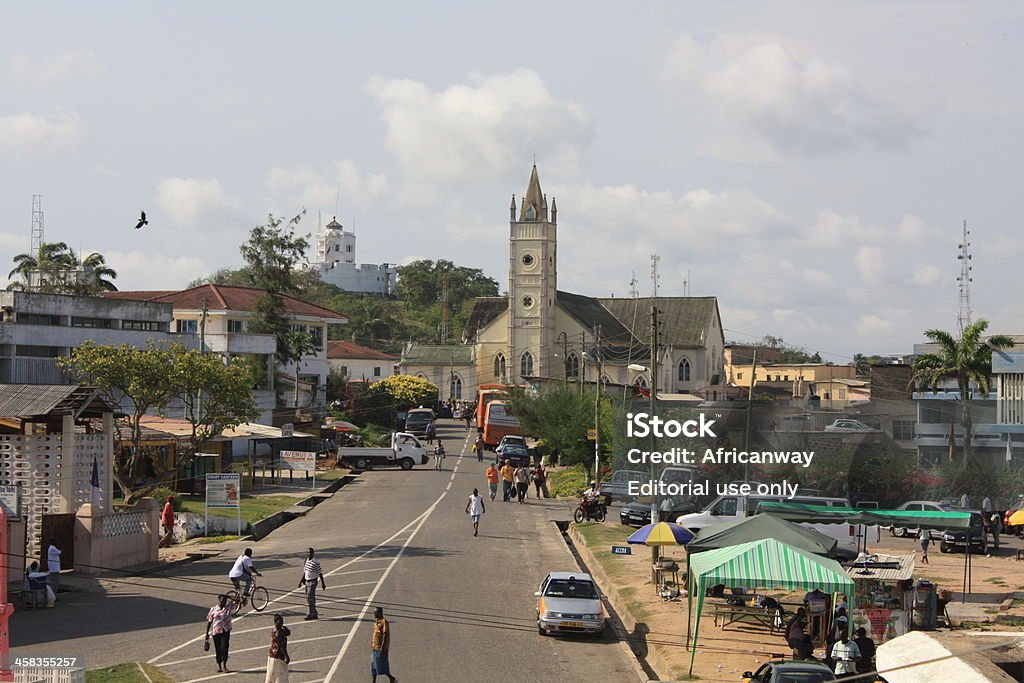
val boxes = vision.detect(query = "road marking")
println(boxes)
[135,662,154,683]
[222,613,361,637]
[324,579,379,589]
[180,655,335,683]
[323,489,449,683]
[150,508,430,664]
[161,633,350,667]
[331,567,383,576]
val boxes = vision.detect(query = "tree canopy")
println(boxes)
[7,242,118,295]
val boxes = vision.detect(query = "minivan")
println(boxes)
[404,408,434,436]
[676,493,870,559]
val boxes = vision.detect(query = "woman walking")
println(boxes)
[532,465,547,499]
[918,528,930,564]
[265,614,291,683]
[206,594,233,672]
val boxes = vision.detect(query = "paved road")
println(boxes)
[12,420,639,682]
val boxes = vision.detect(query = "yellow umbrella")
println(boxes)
[1007,509,1024,526]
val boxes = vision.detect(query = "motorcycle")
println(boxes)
[574,493,608,523]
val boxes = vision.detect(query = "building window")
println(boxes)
[678,358,691,382]
[17,313,61,326]
[308,326,323,351]
[634,376,648,388]
[70,316,113,329]
[893,420,915,440]
[176,319,198,334]
[494,353,506,382]
[520,351,534,377]
[346,245,353,253]
[373,366,381,377]
[450,374,463,399]
[737,372,743,380]
[334,244,340,252]
[566,352,580,379]
[123,320,165,332]
[228,320,244,334]
[17,345,61,358]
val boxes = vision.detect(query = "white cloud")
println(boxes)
[154,177,242,228]
[366,69,592,181]
[854,245,888,285]
[264,160,436,214]
[856,314,894,336]
[0,112,80,152]
[8,50,105,85]
[908,265,942,286]
[105,250,211,290]
[663,34,918,156]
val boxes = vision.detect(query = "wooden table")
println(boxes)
[712,603,784,634]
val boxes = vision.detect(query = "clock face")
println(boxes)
[521,253,535,267]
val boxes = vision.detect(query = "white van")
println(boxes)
[676,494,871,559]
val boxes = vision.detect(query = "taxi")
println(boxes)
[535,572,605,637]
[741,661,835,682]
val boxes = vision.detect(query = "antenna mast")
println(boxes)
[957,220,972,333]
[439,275,450,344]
[683,269,690,297]
[629,271,639,299]
[650,254,661,298]
[31,194,44,258]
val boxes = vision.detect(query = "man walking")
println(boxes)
[500,459,514,502]
[514,465,530,503]
[298,547,326,620]
[829,627,861,677]
[46,538,62,598]
[466,488,486,537]
[371,606,397,683]
[433,442,445,470]
[484,462,499,500]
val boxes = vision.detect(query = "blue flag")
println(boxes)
[91,456,101,508]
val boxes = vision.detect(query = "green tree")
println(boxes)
[59,341,257,503]
[7,242,118,294]
[396,259,499,308]
[240,211,310,294]
[911,319,1013,474]
[352,375,439,427]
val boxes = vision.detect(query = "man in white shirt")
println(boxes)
[46,539,62,597]
[830,629,861,676]
[465,488,486,537]
[228,548,261,601]
[298,547,326,620]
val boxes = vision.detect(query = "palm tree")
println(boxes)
[911,319,1013,472]
[6,242,117,294]
[76,252,118,294]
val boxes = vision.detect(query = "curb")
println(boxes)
[568,524,674,682]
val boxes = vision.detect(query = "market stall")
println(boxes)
[846,553,914,646]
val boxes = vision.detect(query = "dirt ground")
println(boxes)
[574,521,1024,682]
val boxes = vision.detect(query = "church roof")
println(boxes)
[401,343,474,366]
[519,164,548,221]
[557,291,639,346]
[599,296,719,348]
[463,296,508,341]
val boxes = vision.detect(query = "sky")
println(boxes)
[1,1,1021,362]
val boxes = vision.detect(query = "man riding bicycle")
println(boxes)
[228,548,262,603]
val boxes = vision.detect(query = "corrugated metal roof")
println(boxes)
[0,384,117,419]
[600,296,719,348]
[846,553,915,582]
[401,344,474,366]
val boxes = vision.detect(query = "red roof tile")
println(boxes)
[102,284,347,321]
[327,340,399,361]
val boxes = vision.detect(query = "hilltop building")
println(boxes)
[309,217,396,297]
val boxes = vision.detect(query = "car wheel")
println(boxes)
[355,457,368,470]
[399,458,414,471]
[893,527,908,538]
[537,622,548,636]
[940,542,950,553]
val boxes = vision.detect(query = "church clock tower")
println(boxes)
[508,164,557,381]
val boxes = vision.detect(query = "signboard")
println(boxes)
[206,473,241,509]
[611,545,632,555]
[281,423,294,438]
[281,450,315,472]
[0,484,20,520]
[586,428,597,441]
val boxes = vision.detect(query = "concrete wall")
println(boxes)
[73,498,159,574]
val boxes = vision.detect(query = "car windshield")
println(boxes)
[406,414,431,424]
[544,579,598,599]
[503,444,528,455]
[777,673,834,683]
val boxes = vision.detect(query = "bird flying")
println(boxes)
[135,211,148,230]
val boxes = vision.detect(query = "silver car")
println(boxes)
[535,572,606,636]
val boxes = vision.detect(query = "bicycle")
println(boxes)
[226,577,269,615]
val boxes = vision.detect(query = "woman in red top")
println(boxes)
[160,496,175,548]
[205,594,233,672]
[265,614,291,683]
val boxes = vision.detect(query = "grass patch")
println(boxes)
[179,494,299,525]
[986,576,1006,585]
[192,534,243,544]
[548,465,587,498]
[315,467,348,482]
[87,663,174,683]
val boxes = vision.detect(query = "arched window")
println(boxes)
[566,352,580,379]
[678,358,691,382]
[634,376,648,388]
[520,351,534,377]
[450,374,463,400]
[494,353,506,382]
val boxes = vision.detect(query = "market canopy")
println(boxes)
[686,538,854,675]
[687,513,837,557]
[758,502,972,531]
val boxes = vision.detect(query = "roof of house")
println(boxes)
[327,340,398,361]
[0,384,119,420]
[103,284,348,322]
[401,343,474,366]
[599,296,719,348]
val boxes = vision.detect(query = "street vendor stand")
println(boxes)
[846,553,914,646]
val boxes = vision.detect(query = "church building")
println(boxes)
[452,165,727,399]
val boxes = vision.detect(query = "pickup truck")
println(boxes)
[337,432,429,470]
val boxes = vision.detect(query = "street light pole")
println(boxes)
[593,325,602,484]
[649,307,659,538]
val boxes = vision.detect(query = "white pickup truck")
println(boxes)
[337,432,429,470]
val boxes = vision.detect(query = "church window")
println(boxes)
[522,295,534,309]
[520,351,534,377]
[334,244,339,252]
[522,253,535,267]
[634,376,648,388]
[494,353,507,382]
[450,374,463,400]
[566,352,580,379]
[347,245,353,253]
[526,205,536,220]
[678,358,691,382]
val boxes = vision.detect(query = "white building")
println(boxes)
[326,340,399,383]
[310,217,396,297]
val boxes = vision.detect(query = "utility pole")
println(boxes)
[743,348,758,484]
[579,332,586,397]
[593,324,602,484]
[197,297,208,417]
[649,306,661,568]
[559,332,569,384]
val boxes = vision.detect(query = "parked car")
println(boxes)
[824,419,874,432]
[404,408,435,436]
[495,434,527,455]
[620,495,700,527]
[600,470,648,504]
[940,510,988,554]
[886,500,953,538]
[742,660,836,682]
[535,572,606,637]
[498,443,531,467]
